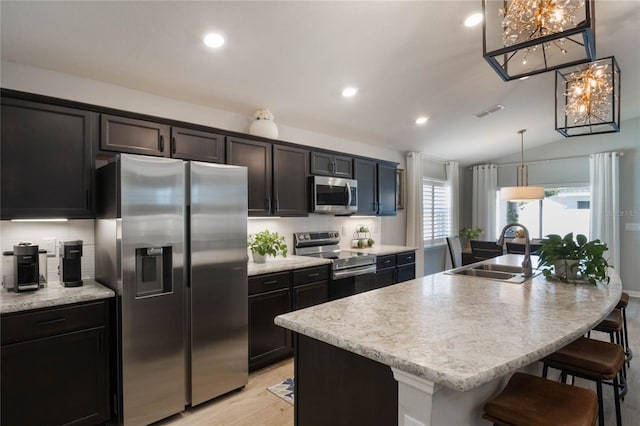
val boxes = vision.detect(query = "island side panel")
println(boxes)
[294,333,398,426]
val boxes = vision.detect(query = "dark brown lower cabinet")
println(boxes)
[375,251,416,288]
[0,300,110,426]
[248,287,292,371]
[295,334,397,426]
[293,281,329,310]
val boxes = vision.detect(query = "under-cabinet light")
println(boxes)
[10,218,69,222]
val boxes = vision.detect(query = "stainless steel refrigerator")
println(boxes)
[96,154,248,425]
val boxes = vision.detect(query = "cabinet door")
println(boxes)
[293,281,329,310]
[354,158,378,215]
[248,288,292,370]
[397,264,416,283]
[377,162,397,216]
[310,151,334,176]
[100,114,170,157]
[273,145,309,216]
[171,126,225,162]
[333,155,353,178]
[1,98,95,219]
[227,137,272,216]
[376,268,396,288]
[1,328,108,426]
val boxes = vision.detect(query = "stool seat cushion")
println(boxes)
[593,309,622,332]
[543,337,624,380]
[483,372,598,426]
[616,292,629,309]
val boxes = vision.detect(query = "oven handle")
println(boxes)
[345,182,352,207]
[332,264,376,280]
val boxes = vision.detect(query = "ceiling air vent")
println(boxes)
[474,104,504,118]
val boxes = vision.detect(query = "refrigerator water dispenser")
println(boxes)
[135,247,172,297]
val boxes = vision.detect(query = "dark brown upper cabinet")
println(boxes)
[377,161,397,216]
[273,145,309,216]
[1,97,95,219]
[353,158,378,216]
[226,137,273,216]
[170,126,225,163]
[310,151,353,178]
[100,114,170,157]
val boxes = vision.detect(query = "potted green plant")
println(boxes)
[248,230,288,263]
[459,227,482,250]
[537,233,610,285]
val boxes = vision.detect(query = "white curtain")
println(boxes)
[590,152,620,271]
[472,164,497,240]
[406,152,424,277]
[446,161,460,236]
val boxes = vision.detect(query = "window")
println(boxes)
[496,186,591,239]
[423,178,451,245]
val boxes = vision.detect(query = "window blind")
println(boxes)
[423,178,451,245]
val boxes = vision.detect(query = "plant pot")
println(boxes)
[554,259,580,280]
[252,252,267,264]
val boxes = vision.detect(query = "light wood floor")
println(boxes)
[157,299,640,426]
[156,358,294,426]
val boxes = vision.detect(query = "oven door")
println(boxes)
[329,264,377,300]
[311,176,357,213]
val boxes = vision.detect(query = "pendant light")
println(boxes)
[500,129,545,201]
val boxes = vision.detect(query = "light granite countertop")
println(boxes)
[1,280,115,315]
[275,254,622,392]
[248,255,332,276]
[349,244,417,256]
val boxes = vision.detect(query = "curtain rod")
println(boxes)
[494,152,624,168]
[419,153,451,165]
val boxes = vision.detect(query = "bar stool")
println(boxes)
[542,337,625,426]
[617,292,632,365]
[483,372,598,426]
[592,309,627,383]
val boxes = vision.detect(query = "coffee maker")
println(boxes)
[59,240,83,287]
[2,242,45,292]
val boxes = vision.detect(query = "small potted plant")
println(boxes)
[248,230,288,263]
[537,233,610,285]
[459,227,482,250]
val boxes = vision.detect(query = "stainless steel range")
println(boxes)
[294,231,377,300]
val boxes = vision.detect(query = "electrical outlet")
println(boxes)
[42,238,56,257]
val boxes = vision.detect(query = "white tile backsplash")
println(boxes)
[1,220,95,285]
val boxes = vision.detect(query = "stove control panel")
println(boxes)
[293,231,340,248]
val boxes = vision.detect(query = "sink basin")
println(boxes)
[472,264,524,274]
[452,269,516,280]
[444,262,541,284]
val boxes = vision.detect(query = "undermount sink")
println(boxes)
[452,269,517,280]
[472,264,524,274]
[445,262,540,284]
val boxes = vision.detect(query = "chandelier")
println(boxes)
[556,56,621,137]
[500,129,545,201]
[483,0,596,81]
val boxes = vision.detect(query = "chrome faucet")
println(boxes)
[497,222,532,277]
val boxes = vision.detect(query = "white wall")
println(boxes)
[462,117,640,292]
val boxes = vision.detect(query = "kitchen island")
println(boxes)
[275,254,622,426]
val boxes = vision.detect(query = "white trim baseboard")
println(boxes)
[624,290,640,299]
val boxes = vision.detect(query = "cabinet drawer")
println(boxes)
[293,266,329,286]
[397,264,416,283]
[376,254,396,269]
[248,271,290,296]
[397,251,416,265]
[1,301,107,345]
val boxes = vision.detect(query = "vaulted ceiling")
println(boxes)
[1,1,638,164]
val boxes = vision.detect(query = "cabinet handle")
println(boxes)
[38,318,66,326]
[384,259,391,264]
[267,198,272,212]
[263,280,278,285]
[275,199,280,211]
[172,136,177,154]
[307,273,320,278]
[159,135,165,152]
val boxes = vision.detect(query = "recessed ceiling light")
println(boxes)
[342,87,358,98]
[464,13,483,27]
[203,33,225,48]
[415,116,429,125]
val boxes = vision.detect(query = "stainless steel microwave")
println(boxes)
[310,176,357,214]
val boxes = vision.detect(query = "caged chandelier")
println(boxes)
[555,56,621,137]
[483,0,596,81]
